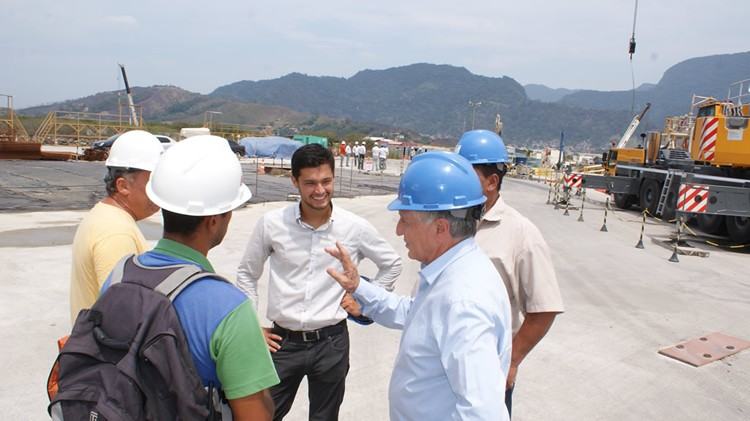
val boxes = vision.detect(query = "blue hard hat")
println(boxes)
[455,129,508,164]
[388,151,486,211]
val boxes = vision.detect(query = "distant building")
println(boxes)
[364,136,402,146]
[293,135,328,147]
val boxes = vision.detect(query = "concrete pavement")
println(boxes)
[1,177,748,420]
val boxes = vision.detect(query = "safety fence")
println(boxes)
[543,181,750,263]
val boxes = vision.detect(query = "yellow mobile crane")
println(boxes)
[583,79,750,242]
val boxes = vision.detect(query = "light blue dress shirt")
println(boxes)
[354,237,512,421]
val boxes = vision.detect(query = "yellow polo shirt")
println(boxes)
[69,202,148,322]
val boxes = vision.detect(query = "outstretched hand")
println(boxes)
[325,241,360,293]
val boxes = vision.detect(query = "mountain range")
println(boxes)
[20,51,750,150]
[556,51,750,124]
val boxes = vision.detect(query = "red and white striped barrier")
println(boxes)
[677,183,709,213]
[564,173,583,189]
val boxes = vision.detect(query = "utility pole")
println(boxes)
[557,130,565,170]
[204,111,222,129]
[468,101,482,130]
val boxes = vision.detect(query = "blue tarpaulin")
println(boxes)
[238,136,303,159]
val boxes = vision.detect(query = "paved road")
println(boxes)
[0,158,403,212]
[1,178,748,420]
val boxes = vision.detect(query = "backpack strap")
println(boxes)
[153,265,204,298]
[108,254,135,286]
[154,268,232,302]
[112,253,232,301]
[165,272,231,301]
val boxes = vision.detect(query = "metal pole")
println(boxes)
[600,197,609,232]
[669,217,682,262]
[557,131,565,170]
[578,189,586,222]
[339,156,344,195]
[254,156,259,198]
[635,210,645,248]
[546,183,552,204]
[349,157,354,194]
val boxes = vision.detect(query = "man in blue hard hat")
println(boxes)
[326,151,513,421]
[456,129,564,417]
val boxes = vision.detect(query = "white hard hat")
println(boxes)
[342,141,346,144]
[105,130,164,171]
[146,135,252,216]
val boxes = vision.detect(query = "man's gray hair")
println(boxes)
[419,206,482,239]
[104,167,140,196]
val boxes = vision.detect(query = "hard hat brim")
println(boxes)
[387,196,486,212]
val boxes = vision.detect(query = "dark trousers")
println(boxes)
[270,325,350,421]
[505,385,514,418]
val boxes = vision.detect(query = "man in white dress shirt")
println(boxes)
[237,143,402,420]
[371,143,379,172]
[378,143,388,171]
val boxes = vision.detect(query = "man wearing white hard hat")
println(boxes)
[69,130,164,322]
[100,135,279,419]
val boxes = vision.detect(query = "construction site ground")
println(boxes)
[1,168,748,420]
[0,155,405,212]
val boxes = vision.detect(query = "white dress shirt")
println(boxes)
[378,146,388,159]
[354,238,511,421]
[237,203,402,330]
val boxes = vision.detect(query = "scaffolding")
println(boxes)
[203,116,272,141]
[662,114,694,149]
[33,103,143,146]
[0,94,30,142]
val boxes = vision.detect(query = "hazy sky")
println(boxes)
[3,0,748,108]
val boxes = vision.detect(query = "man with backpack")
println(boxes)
[50,135,279,420]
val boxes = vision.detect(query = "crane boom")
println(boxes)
[616,102,650,148]
[118,64,139,127]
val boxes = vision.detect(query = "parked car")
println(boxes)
[91,133,176,151]
[155,135,176,150]
[91,134,119,150]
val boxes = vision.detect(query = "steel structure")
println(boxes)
[202,113,272,140]
[33,103,143,146]
[0,94,30,142]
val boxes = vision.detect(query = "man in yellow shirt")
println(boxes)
[69,130,164,322]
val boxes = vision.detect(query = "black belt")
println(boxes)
[272,320,347,343]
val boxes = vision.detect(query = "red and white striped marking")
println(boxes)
[564,173,582,188]
[677,183,709,213]
[698,117,719,161]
